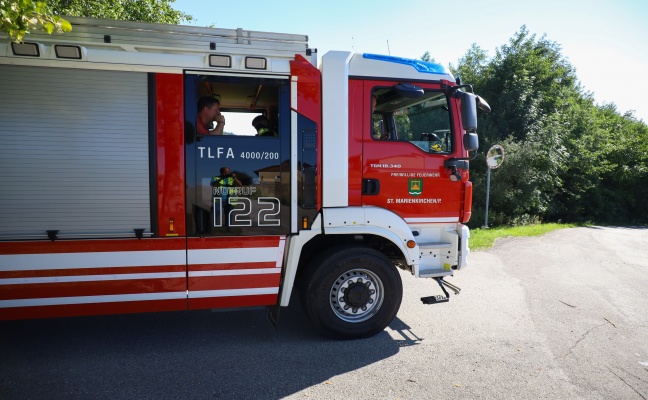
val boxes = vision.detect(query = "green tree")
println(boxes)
[451,25,648,228]
[429,28,648,227]
[461,27,580,226]
[49,0,192,24]
[420,51,435,63]
[450,43,489,89]
[1,0,71,42]
[1,0,192,42]
[562,104,648,223]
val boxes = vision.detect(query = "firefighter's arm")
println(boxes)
[231,173,243,187]
[210,113,225,135]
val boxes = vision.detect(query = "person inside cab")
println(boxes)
[251,115,278,137]
[197,96,225,135]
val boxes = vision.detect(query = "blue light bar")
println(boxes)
[363,53,449,74]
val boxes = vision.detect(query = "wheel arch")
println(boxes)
[279,207,417,306]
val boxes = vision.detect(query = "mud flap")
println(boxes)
[267,305,280,335]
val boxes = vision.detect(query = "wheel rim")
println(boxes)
[329,268,384,323]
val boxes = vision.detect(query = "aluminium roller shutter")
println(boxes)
[0,64,151,239]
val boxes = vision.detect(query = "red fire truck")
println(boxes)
[0,17,489,339]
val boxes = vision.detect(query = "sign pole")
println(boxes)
[484,167,491,228]
[483,144,505,230]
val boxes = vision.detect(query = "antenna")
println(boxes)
[387,40,391,55]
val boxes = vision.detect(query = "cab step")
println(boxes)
[421,277,461,305]
[419,268,453,278]
[421,294,449,304]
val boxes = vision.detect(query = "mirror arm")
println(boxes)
[446,84,491,112]
[447,84,474,95]
[446,149,478,163]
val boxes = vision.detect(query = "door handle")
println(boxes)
[362,179,380,195]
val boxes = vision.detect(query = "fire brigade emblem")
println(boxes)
[408,179,422,196]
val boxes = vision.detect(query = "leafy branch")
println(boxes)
[1,0,72,42]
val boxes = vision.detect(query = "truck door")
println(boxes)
[185,74,292,236]
[360,81,464,223]
[184,73,292,310]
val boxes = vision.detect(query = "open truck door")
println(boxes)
[183,73,292,310]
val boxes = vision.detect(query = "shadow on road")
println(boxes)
[0,295,418,399]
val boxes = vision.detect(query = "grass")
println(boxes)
[469,223,579,250]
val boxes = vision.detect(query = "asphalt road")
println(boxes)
[1,226,647,399]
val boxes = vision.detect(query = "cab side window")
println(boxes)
[371,91,389,140]
[196,79,280,137]
[371,86,452,153]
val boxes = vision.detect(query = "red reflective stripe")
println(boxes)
[0,238,186,255]
[190,294,276,310]
[187,236,281,249]
[0,264,185,279]
[0,300,186,320]
[190,262,276,271]
[189,274,280,291]
[1,278,186,301]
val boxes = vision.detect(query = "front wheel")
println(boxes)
[299,246,403,339]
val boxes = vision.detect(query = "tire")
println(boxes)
[299,246,403,339]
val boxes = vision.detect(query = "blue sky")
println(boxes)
[174,0,648,123]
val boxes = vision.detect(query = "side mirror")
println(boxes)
[476,95,491,113]
[458,91,477,132]
[463,132,479,152]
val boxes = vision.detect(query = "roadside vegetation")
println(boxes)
[453,29,646,248]
[470,223,579,250]
[427,31,646,238]
[449,29,647,230]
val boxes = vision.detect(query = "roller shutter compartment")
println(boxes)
[0,65,151,240]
